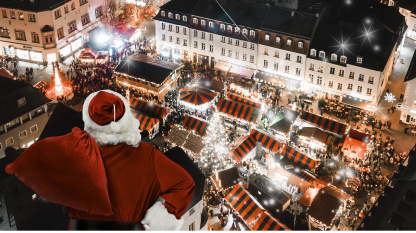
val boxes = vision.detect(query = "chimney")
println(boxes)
[291,10,295,17]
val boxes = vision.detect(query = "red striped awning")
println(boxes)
[225,184,263,227]
[217,98,260,123]
[132,111,159,132]
[300,112,348,135]
[227,93,260,108]
[130,98,170,119]
[250,129,281,153]
[347,177,360,191]
[182,115,208,135]
[253,212,290,231]
[34,81,46,89]
[281,144,318,171]
[179,87,218,106]
[230,135,257,163]
[288,104,302,112]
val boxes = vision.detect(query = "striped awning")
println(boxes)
[225,184,263,227]
[227,93,260,108]
[250,129,281,153]
[179,87,218,106]
[34,81,47,89]
[347,177,360,191]
[253,212,290,231]
[288,104,302,112]
[132,111,159,132]
[230,135,257,163]
[182,115,208,135]
[217,98,260,123]
[130,98,170,119]
[281,144,318,170]
[300,111,348,135]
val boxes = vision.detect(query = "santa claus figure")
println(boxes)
[6,90,195,230]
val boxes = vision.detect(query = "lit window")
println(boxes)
[227,25,232,32]
[357,56,363,64]
[331,54,337,61]
[310,49,316,57]
[193,18,198,24]
[201,19,206,26]
[319,51,325,58]
[265,34,270,41]
[168,12,173,18]
[220,24,225,30]
[249,30,255,37]
[182,15,187,22]
[209,21,214,27]
[340,55,347,63]
[287,39,292,45]
[175,14,180,20]
[161,11,165,17]
[298,41,303,48]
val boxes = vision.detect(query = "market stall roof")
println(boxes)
[298,127,330,145]
[307,186,351,227]
[250,129,282,153]
[211,166,241,191]
[130,98,170,119]
[341,136,368,160]
[270,109,299,134]
[217,98,260,123]
[298,187,318,207]
[281,144,319,171]
[96,54,107,60]
[341,95,373,111]
[230,135,257,163]
[347,177,361,191]
[179,87,218,106]
[182,115,209,136]
[165,125,189,147]
[79,50,96,59]
[255,71,301,90]
[227,93,260,108]
[115,55,183,85]
[166,125,205,154]
[214,60,255,77]
[300,111,348,135]
[225,184,264,228]
[347,129,371,144]
[131,111,159,132]
[182,133,205,154]
[253,212,290,231]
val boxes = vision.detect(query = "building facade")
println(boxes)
[401,51,416,124]
[0,0,106,64]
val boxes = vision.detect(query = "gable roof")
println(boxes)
[0,0,70,12]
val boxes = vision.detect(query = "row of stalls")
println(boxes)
[78,47,108,64]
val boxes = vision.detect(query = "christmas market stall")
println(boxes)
[230,135,257,163]
[253,212,290,231]
[280,144,320,172]
[95,53,108,64]
[115,54,183,99]
[182,115,209,136]
[346,177,361,191]
[250,129,282,153]
[227,93,261,108]
[210,166,242,192]
[130,97,171,138]
[339,129,372,161]
[298,111,349,136]
[307,185,352,230]
[297,127,331,157]
[165,124,205,155]
[217,98,261,125]
[179,87,219,111]
[78,48,96,63]
[269,109,300,140]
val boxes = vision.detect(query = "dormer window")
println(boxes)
[298,41,303,48]
[319,51,325,58]
[227,25,232,32]
[17,97,26,107]
[182,15,187,22]
[265,34,270,41]
[209,21,214,27]
[193,18,198,24]
[276,37,281,43]
[357,56,363,64]
[287,39,292,46]
[310,49,316,57]
[235,27,240,34]
[249,30,255,37]
[161,11,165,17]
[201,19,206,26]
[331,53,337,62]
[242,29,248,35]
[168,12,173,18]
[220,24,225,30]
[175,14,180,20]
[340,55,347,63]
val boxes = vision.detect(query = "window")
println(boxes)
[317,76,322,85]
[81,13,90,25]
[349,72,354,79]
[285,65,289,72]
[243,54,247,61]
[265,34,270,41]
[358,74,364,82]
[368,76,374,84]
[0,27,10,38]
[330,67,335,75]
[309,63,314,71]
[201,20,206,26]
[228,38,232,44]
[296,68,301,76]
[287,39,292,45]
[243,41,247,48]
[5,137,14,147]
[264,60,268,68]
[194,41,198,48]
[168,12,173,18]
[176,26,179,33]
[28,13,36,22]
[161,11,165,17]
[44,32,53,44]
[15,30,26,40]
[357,86,362,93]
[201,43,205,50]
[274,62,278,70]
[296,56,301,63]
[331,54,337,62]
[193,30,198,37]
[64,5,69,14]
[183,39,187,46]
[79,0,88,6]
[95,6,103,18]
[328,81,333,88]
[337,83,343,90]
[209,45,213,52]
[298,41,303,48]
[235,40,239,46]
[250,30,255,37]
[169,36,172,42]
[264,48,268,55]
[250,43,255,50]
[285,53,290,60]
[176,37,180,44]
[71,2,75,10]
[235,27,240,34]
[57,27,64,39]
[309,74,314,83]
[348,83,353,90]
[183,28,186,35]
[17,97,26,107]
[55,9,62,19]
[227,25,232,32]
[339,70,344,77]
[31,32,39,43]
[68,20,77,33]
[276,37,281,43]
[340,55,347,63]
[310,49,316,57]
[30,125,38,133]
[161,23,165,30]
[242,29,248,35]
[183,15,187,22]
[220,24,225,30]
[250,55,254,63]
[18,12,24,20]
[209,21,214,27]
[319,51,325,58]
[235,51,239,59]
[193,18,198,24]
[228,50,232,57]
[221,36,225,43]
[10,11,15,19]
[162,34,166,41]
[2,10,7,18]
[209,33,213,41]
[19,130,27,139]
[168,25,172,32]
[175,14,180,20]
[221,48,225,55]
[367,88,372,95]
[357,56,363,64]
[189,222,195,231]
[274,51,279,57]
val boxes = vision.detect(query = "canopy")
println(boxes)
[182,115,209,136]
[230,135,257,163]
[34,81,47,90]
[341,95,373,111]
[227,93,260,108]
[300,111,348,135]
[225,184,263,227]
[281,144,318,171]
[217,98,260,123]
[211,166,241,191]
[130,98,170,119]
[341,136,368,160]
[132,111,159,132]
[250,129,281,153]
[270,109,299,134]
[347,177,360,191]
[179,87,218,106]
[298,127,330,144]
[253,212,290,231]
[214,60,255,77]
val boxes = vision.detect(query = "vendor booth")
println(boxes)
[253,212,289,231]
[299,111,349,136]
[227,93,260,108]
[165,124,205,154]
[270,109,300,140]
[78,49,96,63]
[95,53,108,64]
[297,127,330,157]
[250,129,282,153]
[280,144,320,171]
[217,98,261,125]
[230,135,257,163]
[182,115,209,136]
[179,87,218,111]
[210,166,241,192]
[340,136,368,161]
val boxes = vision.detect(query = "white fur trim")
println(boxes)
[141,202,184,231]
[82,90,141,146]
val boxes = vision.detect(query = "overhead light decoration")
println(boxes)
[384,93,396,103]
